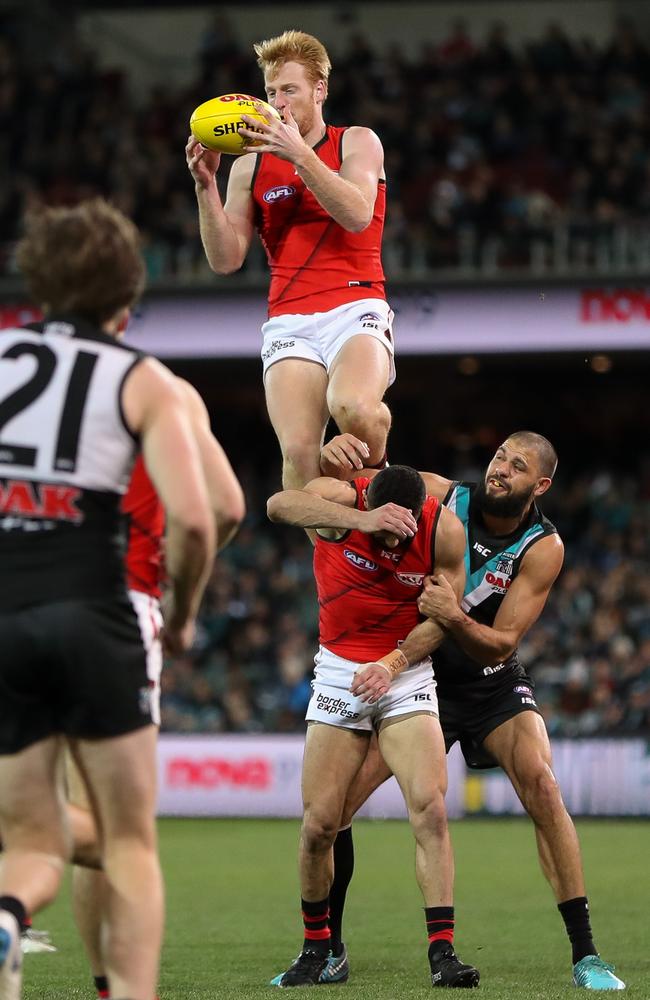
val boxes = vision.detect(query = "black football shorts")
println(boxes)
[439,671,542,769]
[0,596,158,754]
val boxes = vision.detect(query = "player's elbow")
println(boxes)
[484,641,516,667]
[266,493,284,522]
[208,256,242,276]
[345,212,372,234]
[215,487,246,536]
[173,510,216,562]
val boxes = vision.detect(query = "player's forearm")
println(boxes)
[445,613,515,667]
[165,516,215,622]
[369,620,445,685]
[293,148,373,232]
[196,183,244,274]
[267,490,362,530]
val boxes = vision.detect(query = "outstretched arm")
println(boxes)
[267,478,417,538]
[187,139,256,274]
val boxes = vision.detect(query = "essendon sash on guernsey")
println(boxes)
[313,478,441,661]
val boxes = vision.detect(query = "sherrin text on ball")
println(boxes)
[190,94,280,155]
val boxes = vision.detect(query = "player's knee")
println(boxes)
[301,812,339,854]
[520,764,564,821]
[408,790,448,841]
[281,439,321,484]
[329,395,382,436]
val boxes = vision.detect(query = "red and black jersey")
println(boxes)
[122,455,165,599]
[251,125,386,317]
[313,478,441,661]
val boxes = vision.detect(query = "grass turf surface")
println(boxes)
[23,817,648,998]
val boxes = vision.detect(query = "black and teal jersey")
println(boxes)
[433,480,558,694]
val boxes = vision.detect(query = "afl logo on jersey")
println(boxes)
[263,185,296,203]
[396,572,425,588]
[344,549,378,572]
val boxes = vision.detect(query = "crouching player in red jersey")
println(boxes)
[266,466,480,989]
[187,30,394,490]
[65,379,244,999]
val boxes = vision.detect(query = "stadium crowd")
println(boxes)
[161,456,650,739]
[2,13,650,278]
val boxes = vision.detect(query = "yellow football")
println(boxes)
[189,94,280,155]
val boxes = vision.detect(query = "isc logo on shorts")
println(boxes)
[344,549,377,572]
[263,185,296,203]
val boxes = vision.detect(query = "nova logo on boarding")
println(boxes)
[344,549,377,572]
[263,185,296,203]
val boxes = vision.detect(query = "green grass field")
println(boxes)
[22,817,648,999]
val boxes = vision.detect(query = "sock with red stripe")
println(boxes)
[425,905,455,946]
[558,896,597,964]
[302,896,330,955]
[94,974,110,998]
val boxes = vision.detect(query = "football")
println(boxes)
[189,94,280,155]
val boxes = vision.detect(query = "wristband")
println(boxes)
[378,648,409,678]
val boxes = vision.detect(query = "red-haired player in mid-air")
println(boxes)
[186,29,394,492]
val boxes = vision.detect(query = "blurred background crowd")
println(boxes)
[1,1,649,742]
[162,465,650,738]
[2,9,650,279]
[160,354,650,739]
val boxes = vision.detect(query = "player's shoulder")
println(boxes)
[520,530,564,581]
[229,151,258,186]
[340,125,384,152]
[420,472,454,502]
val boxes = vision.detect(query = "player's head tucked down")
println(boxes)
[367,465,427,520]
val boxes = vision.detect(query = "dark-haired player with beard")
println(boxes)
[311,430,625,992]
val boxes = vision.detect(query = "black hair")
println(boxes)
[366,465,426,516]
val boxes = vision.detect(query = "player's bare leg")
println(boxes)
[72,726,162,1000]
[483,713,585,901]
[484,712,624,988]
[326,336,392,470]
[0,736,69,911]
[72,868,108,994]
[340,732,392,827]
[265,359,330,489]
[300,723,371,901]
[273,723,370,988]
[377,714,452,906]
[378,713,479,989]
[66,753,109,996]
[0,737,70,998]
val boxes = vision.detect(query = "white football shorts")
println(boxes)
[306,644,438,731]
[261,298,396,384]
[128,588,163,727]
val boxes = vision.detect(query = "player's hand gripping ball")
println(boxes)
[189,94,280,155]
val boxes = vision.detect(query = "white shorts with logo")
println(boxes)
[306,645,438,731]
[128,588,163,727]
[261,298,396,384]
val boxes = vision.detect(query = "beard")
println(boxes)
[474,478,536,519]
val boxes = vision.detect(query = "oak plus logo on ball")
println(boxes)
[263,185,296,203]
